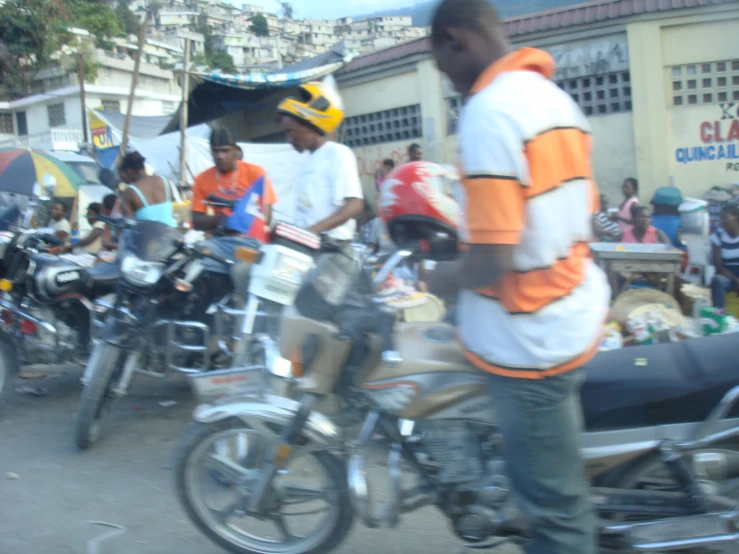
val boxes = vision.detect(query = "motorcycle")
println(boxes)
[174,244,739,554]
[0,206,118,412]
[74,209,321,450]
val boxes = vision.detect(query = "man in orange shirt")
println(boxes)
[429,1,609,553]
[192,128,277,279]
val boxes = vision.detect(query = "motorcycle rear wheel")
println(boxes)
[74,343,124,450]
[174,418,354,554]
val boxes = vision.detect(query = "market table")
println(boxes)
[590,242,683,298]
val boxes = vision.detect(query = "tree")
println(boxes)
[146,0,163,29]
[208,52,236,74]
[0,0,72,97]
[280,2,294,20]
[116,0,141,36]
[195,11,215,57]
[69,0,124,49]
[249,13,270,37]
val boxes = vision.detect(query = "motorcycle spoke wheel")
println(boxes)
[74,344,124,450]
[176,421,353,554]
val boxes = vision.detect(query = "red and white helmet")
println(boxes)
[377,162,462,259]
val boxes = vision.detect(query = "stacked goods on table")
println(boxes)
[598,288,734,351]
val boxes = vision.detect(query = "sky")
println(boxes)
[225,0,423,20]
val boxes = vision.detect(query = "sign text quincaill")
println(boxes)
[675,103,739,171]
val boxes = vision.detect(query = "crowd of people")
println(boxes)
[593,178,671,246]
[31,1,739,552]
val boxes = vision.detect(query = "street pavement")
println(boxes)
[0,366,518,554]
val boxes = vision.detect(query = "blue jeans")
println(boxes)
[711,267,739,308]
[199,236,256,275]
[486,367,596,554]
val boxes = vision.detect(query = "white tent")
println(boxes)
[137,135,307,224]
[90,110,308,224]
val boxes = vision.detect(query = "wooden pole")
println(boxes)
[179,38,191,190]
[77,52,88,144]
[116,21,148,168]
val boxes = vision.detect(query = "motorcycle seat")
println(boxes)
[581,334,739,431]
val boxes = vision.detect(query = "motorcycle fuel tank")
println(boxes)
[26,254,86,302]
[360,323,494,422]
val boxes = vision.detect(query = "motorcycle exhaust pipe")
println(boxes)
[692,450,739,481]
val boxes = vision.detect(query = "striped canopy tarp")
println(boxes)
[163,61,347,133]
[193,62,345,91]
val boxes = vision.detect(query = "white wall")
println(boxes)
[589,112,638,203]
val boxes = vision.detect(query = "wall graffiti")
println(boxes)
[547,35,629,80]
[354,143,410,180]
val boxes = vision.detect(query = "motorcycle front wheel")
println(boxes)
[174,418,354,554]
[74,343,125,450]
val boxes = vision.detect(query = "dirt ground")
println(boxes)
[0,367,515,554]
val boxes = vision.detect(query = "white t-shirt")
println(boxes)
[293,142,364,241]
[50,218,71,236]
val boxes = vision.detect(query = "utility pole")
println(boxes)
[179,38,191,189]
[116,20,148,168]
[77,52,88,144]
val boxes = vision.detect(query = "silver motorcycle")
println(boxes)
[174,247,739,554]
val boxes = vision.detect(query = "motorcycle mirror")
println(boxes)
[234,246,259,263]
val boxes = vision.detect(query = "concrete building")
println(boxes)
[151,29,206,57]
[213,34,279,70]
[0,39,181,151]
[332,0,739,203]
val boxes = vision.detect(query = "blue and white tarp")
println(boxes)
[192,61,346,91]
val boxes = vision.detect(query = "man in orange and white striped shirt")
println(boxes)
[430,1,610,553]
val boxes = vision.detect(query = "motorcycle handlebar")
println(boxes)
[39,233,62,246]
[194,245,233,267]
[205,194,236,208]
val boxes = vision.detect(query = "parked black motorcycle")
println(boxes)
[0,225,118,412]
[74,216,245,449]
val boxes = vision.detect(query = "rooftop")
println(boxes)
[338,0,735,75]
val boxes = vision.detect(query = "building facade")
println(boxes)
[334,0,739,205]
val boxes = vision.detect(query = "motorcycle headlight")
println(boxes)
[271,254,313,285]
[120,253,165,286]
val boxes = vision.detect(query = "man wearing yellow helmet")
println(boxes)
[277,82,364,241]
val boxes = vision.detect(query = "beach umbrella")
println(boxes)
[0,148,85,197]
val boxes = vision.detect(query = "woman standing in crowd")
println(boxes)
[611,177,640,235]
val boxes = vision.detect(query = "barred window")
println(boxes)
[344,104,422,148]
[556,71,632,116]
[102,100,121,113]
[47,103,66,128]
[0,113,12,134]
[447,96,462,136]
[670,59,739,106]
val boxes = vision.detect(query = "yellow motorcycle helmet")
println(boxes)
[277,82,344,135]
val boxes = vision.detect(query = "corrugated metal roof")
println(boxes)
[504,0,735,37]
[337,37,431,75]
[338,0,735,75]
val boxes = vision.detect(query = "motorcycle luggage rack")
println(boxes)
[676,384,739,451]
[151,319,212,374]
[156,301,270,374]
